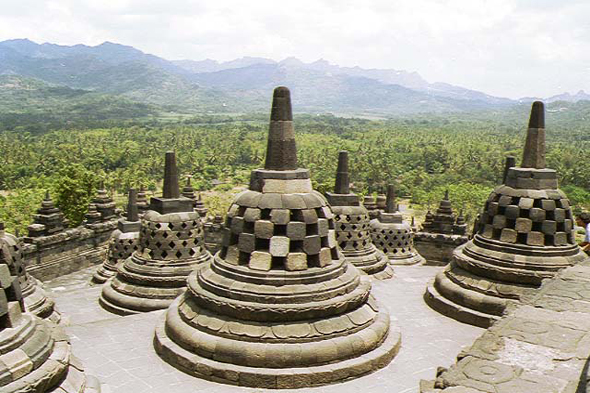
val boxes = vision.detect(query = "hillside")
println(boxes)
[0,39,522,118]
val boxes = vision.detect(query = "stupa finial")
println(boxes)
[334,150,350,194]
[126,188,138,222]
[264,86,297,171]
[385,185,397,213]
[163,151,180,199]
[522,101,546,169]
[502,156,516,184]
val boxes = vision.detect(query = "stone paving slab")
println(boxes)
[421,260,590,393]
[43,265,483,393]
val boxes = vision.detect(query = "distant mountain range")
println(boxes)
[0,38,587,117]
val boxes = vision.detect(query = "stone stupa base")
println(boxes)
[388,252,425,266]
[22,278,61,324]
[345,249,394,280]
[154,295,401,389]
[1,314,100,392]
[91,264,117,284]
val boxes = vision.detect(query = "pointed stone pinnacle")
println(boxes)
[185,176,191,186]
[44,190,50,200]
[334,151,350,194]
[444,190,449,201]
[127,188,138,222]
[264,86,297,171]
[385,185,397,213]
[100,180,105,190]
[163,151,180,199]
[522,101,546,169]
[502,156,516,184]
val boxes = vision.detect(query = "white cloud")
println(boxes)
[0,0,588,98]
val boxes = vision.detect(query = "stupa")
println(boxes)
[92,182,116,221]
[154,87,401,389]
[414,191,469,265]
[27,191,69,237]
[363,195,379,219]
[424,102,590,327]
[92,189,141,284]
[136,185,150,214]
[99,152,213,314]
[370,185,425,265]
[326,151,393,279]
[0,229,100,392]
[1,223,61,323]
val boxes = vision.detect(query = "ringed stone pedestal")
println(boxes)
[0,237,100,392]
[155,87,400,389]
[1,224,60,323]
[425,101,590,328]
[100,152,212,315]
[370,186,425,266]
[326,151,393,279]
[93,189,141,284]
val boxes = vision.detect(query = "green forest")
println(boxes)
[0,103,589,234]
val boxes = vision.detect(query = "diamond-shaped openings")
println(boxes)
[140,215,206,261]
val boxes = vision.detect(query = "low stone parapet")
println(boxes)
[414,232,469,266]
[420,259,590,392]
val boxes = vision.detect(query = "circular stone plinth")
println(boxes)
[154,297,401,389]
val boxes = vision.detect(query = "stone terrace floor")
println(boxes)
[44,265,483,393]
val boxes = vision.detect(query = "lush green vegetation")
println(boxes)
[0,103,588,234]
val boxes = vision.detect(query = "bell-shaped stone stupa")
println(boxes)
[154,87,401,389]
[424,102,590,327]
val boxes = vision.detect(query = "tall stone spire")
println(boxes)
[334,150,350,194]
[521,101,546,169]
[502,156,516,184]
[264,86,297,171]
[126,188,138,222]
[163,151,180,198]
[385,184,397,213]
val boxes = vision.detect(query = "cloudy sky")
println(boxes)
[1,0,588,98]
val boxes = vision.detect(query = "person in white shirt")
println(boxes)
[576,212,590,251]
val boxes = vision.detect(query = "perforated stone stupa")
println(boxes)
[99,152,212,314]
[1,223,60,323]
[0,231,100,392]
[424,101,590,327]
[415,191,469,265]
[326,151,393,279]
[92,189,141,284]
[154,87,401,389]
[370,185,425,265]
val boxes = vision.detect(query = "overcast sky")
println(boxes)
[1,0,589,99]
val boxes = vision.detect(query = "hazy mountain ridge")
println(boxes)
[0,39,585,117]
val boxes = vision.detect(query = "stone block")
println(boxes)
[303,236,321,255]
[327,230,337,248]
[554,208,566,222]
[238,233,256,253]
[515,218,533,233]
[541,220,556,235]
[231,217,244,234]
[554,232,568,245]
[487,202,499,216]
[505,205,520,219]
[317,219,329,236]
[254,220,274,239]
[541,199,556,210]
[287,222,306,240]
[270,209,290,225]
[0,265,10,288]
[243,208,261,222]
[564,219,573,232]
[518,198,534,209]
[498,195,512,206]
[319,248,332,267]
[301,209,318,224]
[560,199,571,209]
[529,208,546,222]
[269,236,289,257]
[500,228,517,243]
[249,251,272,271]
[527,231,544,246]
[285,253,307,271]
[482,224,494,238]
[492,215,507,229]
